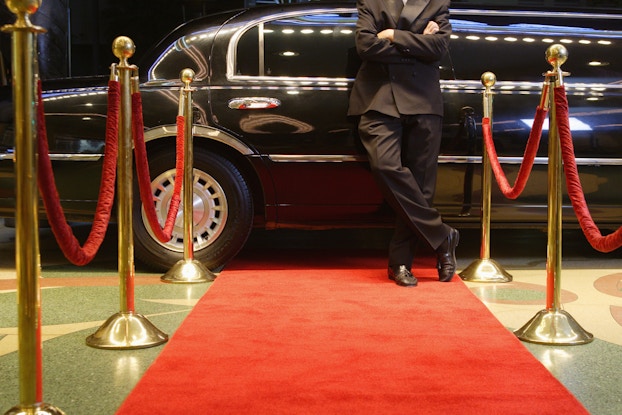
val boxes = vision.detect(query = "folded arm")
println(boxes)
[392,9,451,62]
[355,0,451,64]
[354,1,407,63]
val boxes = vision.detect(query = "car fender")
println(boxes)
[142,123,278,226]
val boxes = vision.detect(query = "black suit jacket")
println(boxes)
[347,0,451,118]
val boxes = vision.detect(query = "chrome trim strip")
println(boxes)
[442,80,622,92]
[143,124,254,156]
[223,75,352,85]
[48,154,103,161]
[42,86,108,97]
[269,154,365,163]
[439,156,622,166]
[0,153,103,161]
[210,78,622,92]
[267,154,622,166]
[3,152,620,166]
[214,76,622,95]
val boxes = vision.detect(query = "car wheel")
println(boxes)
[133,147,253,272]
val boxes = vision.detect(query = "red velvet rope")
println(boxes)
[482,106,548,199]
[37,80,119,265]
[554,86,622,252]
[131,92,184,243]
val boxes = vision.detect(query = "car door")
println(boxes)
[208,8,390,228]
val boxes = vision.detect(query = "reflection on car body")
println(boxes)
[1,2,621,270]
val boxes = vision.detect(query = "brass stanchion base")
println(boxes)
[459,258,513,283]
[161,259,216,284]
[86,311,168,349]
[4,403,66,415]
[514,309,594,345]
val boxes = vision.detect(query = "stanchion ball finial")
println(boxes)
[112,36,136,62]
[481,71,496,88]
[180,68,195,86]
[546,44,568,70]
[5,0,41,15]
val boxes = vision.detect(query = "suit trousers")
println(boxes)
[358,111,451,267]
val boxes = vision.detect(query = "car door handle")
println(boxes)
[228,97,281,110]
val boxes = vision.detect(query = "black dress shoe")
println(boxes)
[436,228,459,282]
[388,265,418,287]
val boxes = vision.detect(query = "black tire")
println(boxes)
[133,147,253,271]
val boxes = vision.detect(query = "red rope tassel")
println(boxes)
[132,91,184,243]
[555,86,622,252]
[483,106,547,199]
[37,80,119,265]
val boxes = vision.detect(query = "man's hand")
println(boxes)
[378,21,439,42]
[424,21,439,35]
[377,28,395,42]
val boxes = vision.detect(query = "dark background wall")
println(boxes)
[0,0,259,81]
[0,0,621,81]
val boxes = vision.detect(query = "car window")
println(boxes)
[448,12,622,83]
[235,12,358,78]
[147,28,216,82]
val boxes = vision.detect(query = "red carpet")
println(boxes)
[116,254,588,414]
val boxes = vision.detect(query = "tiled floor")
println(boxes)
[1,220,621,414]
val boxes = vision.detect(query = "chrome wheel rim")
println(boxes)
[141,168,228,252]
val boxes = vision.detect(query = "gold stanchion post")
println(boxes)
[2,1,65,414]
[514,45,593,345]
[86,37,168,349]
[162,69,215,283]
[459,72,512,283]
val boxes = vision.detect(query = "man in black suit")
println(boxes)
[348,0,458,287]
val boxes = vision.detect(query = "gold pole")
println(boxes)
[162,69,215,283]
[2,1,64,414]
[514,45,593,345]
[86,37,168,349]
[459,72,512,283]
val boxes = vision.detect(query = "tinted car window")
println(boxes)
[448,12,622,83]
[236,12,358,78]
[147,27,216,81]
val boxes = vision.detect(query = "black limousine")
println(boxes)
[1,2,621,270]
